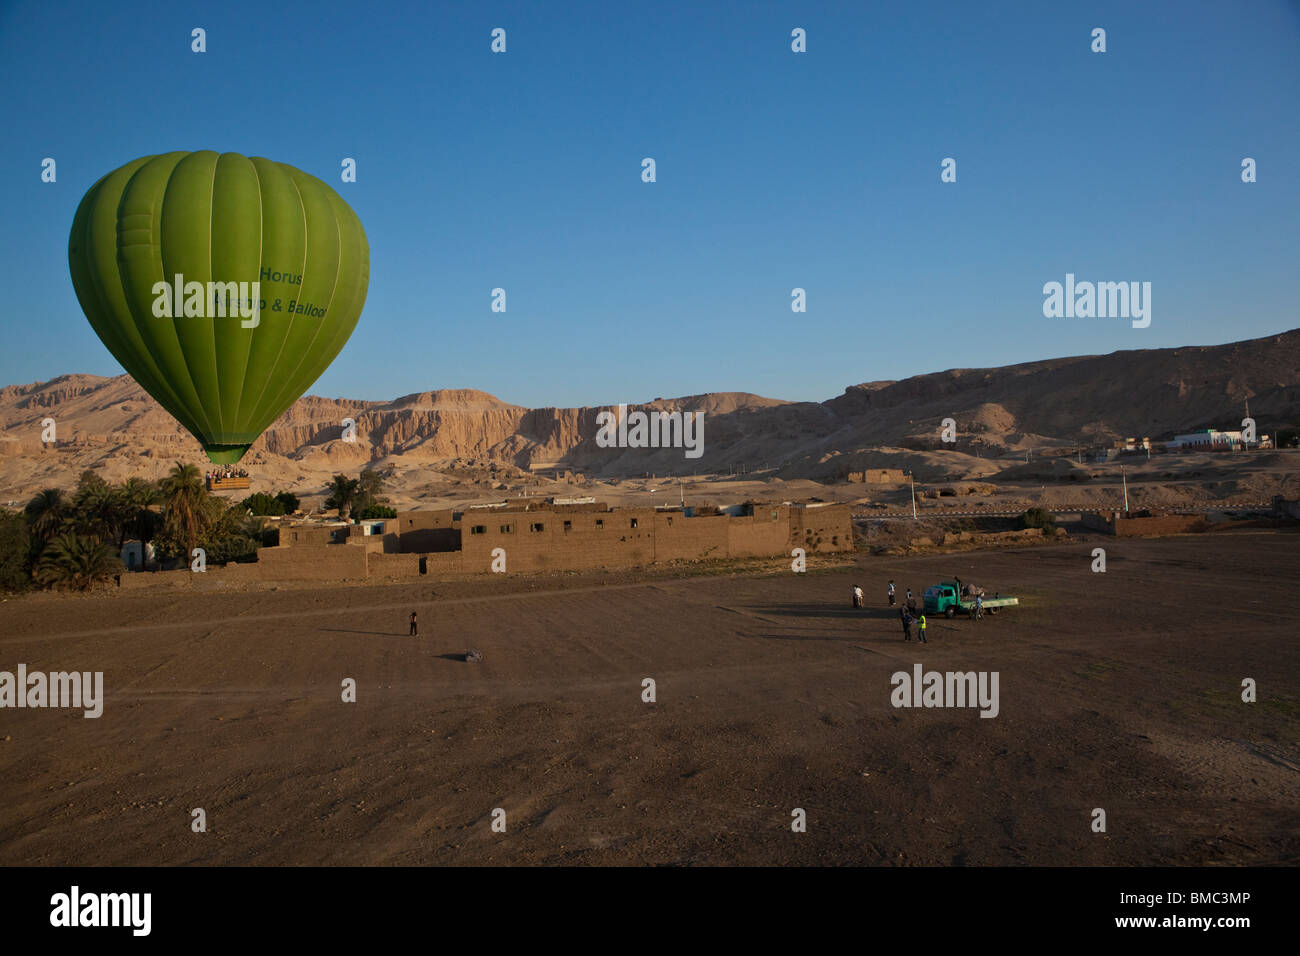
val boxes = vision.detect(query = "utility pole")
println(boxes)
[910,472,918,521]
[1121,465,1129,514]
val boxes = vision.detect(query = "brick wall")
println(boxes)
[790,504,854,552]
[461,509,658,572]
[1082,511,1209,536]
[656,512,729,561]
[1114,514,1208,536]
[255,544,368,581]
[280,525,346,548]
[367,552,423,580]
[726,506,793,557]
[117,561,263,591]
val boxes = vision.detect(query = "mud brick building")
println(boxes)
[1080,510,1209,536]
[118,498,854,589]
[390,498,852,575]
[846,468,907,484]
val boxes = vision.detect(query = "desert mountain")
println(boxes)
[1,329,1297,501]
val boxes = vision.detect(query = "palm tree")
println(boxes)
[160,463,206,559]
[34,532,122,591]
[326,474,361,521]
[69,479,124,545]
[24,489,68,542]
[121,477,162,570]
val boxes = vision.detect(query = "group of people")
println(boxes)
[206,467,249,482]
[889,580,927,642]
[852,579,928,643]
[885,579,918,612]
[900,605,927,643]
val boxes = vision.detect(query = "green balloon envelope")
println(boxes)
[68,151,369,463]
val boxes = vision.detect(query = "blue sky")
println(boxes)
[2,0,1297,408]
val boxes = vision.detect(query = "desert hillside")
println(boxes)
[1,329,1297,506]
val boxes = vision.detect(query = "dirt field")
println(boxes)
[0,532,1296,866]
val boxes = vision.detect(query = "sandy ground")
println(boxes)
[0,532,1296,866]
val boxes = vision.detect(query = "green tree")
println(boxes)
[34,532,122,591]
[357,504,397,519]
[241,492,286,516]
[325,475,361,521]
[160,463,206,558]
[274,490,300,513]
[202,498,247,545]
[0,510,32,592]
[121,477,162,570]
[75,469,109,496]
[69,475,131,546]
[205,536,260,565]
[1019,507,1057,534]
[24,489,68,543]
[354,468,387,516]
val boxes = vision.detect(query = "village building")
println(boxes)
[120,498,854,588]
[1164,428,1271,451]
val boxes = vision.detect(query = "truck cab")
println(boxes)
[923,583,959,617]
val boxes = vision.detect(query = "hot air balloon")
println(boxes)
[68,150,369,463]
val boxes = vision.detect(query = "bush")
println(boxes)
[34,533,122,590]
[274,491,300,513]
[241,493,286,516]
[357,504,397,519]
[204,536,261,565]
[1019,507,1057,534]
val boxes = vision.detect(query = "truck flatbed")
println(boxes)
[923,581,1019,618]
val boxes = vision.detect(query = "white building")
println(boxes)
[120,540,157,571]
[1165,429,1269,450]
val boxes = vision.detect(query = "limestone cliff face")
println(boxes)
[1,329,1296,498]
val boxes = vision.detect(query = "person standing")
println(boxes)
[409,611,418,636]
[852,585,864,609]
[974,594,983,622]
[901,608,913,642]
[917,612,928,643]
[888,580,896,606]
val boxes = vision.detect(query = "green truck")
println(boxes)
[923,580,1019,618]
